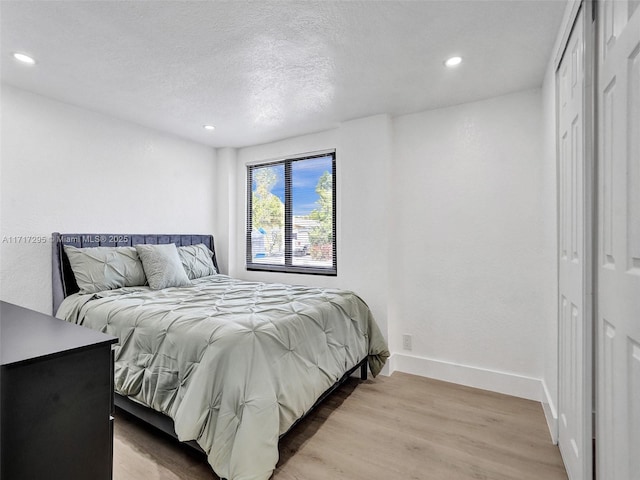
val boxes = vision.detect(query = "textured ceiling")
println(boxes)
[0,1,567,148]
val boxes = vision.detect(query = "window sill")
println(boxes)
[246,264,337,276]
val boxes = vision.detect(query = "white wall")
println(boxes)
[0,84,217,314]
[214,147,238,276]
[389,89,555,401]
[225,115,392,348]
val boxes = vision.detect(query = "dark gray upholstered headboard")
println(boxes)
[51,233,219,315]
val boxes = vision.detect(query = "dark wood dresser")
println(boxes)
[0,301,117,480]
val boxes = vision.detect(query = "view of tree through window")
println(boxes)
[247,152,336,275]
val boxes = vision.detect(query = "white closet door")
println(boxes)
[557,7,592,480]
[596,1,640,479]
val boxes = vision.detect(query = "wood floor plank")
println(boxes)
[113,372,567,480]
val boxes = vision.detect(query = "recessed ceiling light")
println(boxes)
[444,56,462,68]
[203,125,216,131]
[13,52,36,65]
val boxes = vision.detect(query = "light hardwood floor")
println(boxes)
[113,372,567,480]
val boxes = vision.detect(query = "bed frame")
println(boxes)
[51,232,367,456]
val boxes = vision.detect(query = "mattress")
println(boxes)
[57,274,389,480]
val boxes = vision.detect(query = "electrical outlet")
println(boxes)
[402,334,412,351]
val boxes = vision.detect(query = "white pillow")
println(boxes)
[64,245,147,294]
[178,244,217,280]
[135,243,191,290]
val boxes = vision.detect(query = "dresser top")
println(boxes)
[1,301,117,366]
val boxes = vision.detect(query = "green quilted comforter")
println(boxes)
[57,275,389,480]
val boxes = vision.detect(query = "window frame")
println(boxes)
[246,151,337,276]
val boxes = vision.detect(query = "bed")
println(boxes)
[52,233,389,480]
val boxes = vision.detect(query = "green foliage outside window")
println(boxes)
[252,167,284,254]
[308,171,333,260]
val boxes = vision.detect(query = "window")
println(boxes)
[246,151,336,275]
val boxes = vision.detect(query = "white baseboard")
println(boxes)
[388,353,543,402]
[541,378,559,444]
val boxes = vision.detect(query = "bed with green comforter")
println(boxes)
[57,274,389,480]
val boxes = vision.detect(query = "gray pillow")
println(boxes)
[178,244,217,280]
[64,245,147,294]
[135,243,191,290]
